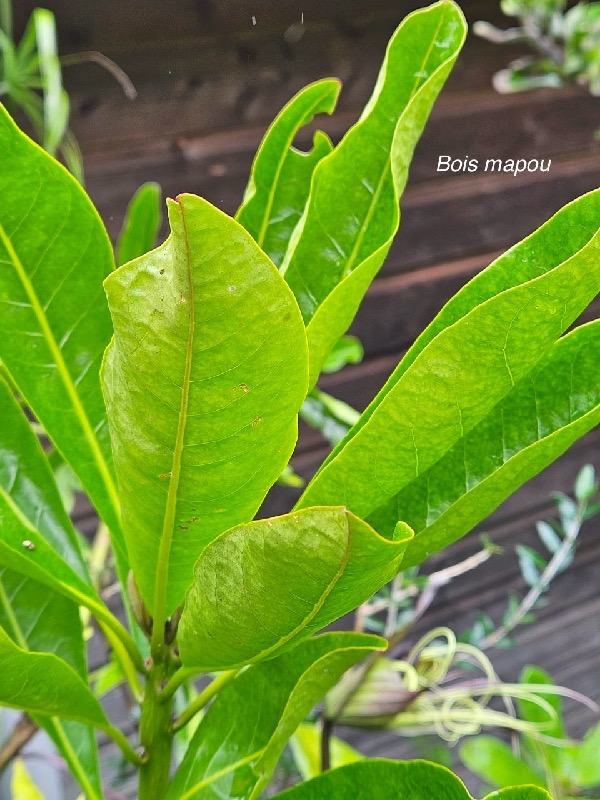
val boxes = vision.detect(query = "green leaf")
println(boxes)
[0,573,104,800]
[536,521,562,555]
[0,624,108,728]
[517,665,578,780]
[102,194,309,619]
[117,181,163,266]
[290,723,363,781]
[178,507,412,670]
[166,632,385,800]
[281,1,467,386]
[33,9,69,156]
[460,736,544,789]
[0,379,103,797]
[321,335,364,374]
[574,463,597,502]
[236,79,339,268]
[572,722,600,787]
[518,666,565,739]
[272,759,552,799]
[0,104,126,572]
[0,378,128,638]
[297,193,600,566]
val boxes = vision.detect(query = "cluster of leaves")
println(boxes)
[0,1,598,798]
[461,666,600,799]
[0,0,136,183]
[475,0,600,94]
[0,0,81,177]
[462,465,600,649]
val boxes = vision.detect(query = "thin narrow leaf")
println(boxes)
[280,1,467,385]
[117,181,162,266]
[0,624,108,728]
[178,507,412,671]
[33,9,68,155]
[102,194,309,618]
[369,321,600,566]
[0,104,126,571]
[236,79,340,267]
[273,759,552,799]
[167,632,385,800]
[298,196,600,563]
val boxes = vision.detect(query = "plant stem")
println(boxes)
[320,717,333,773]
[59,51,137,99]
[138,661,175,799]
[159,666,198,702]
[0,714,37,773]
[171,670,237,732]
[103,723,146,767]
[479,504,585,650]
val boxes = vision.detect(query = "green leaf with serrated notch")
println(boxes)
[236,79,339,267]
[0,624,108,728]
[167,632,385,800]
[280,1,466,386]
[368,320,600,566]
[117,181,163,266]
[0,104,126,573]
[178,507,411,670]
[102,194,309,620]
[297,190,600,562]
[273,760,552,800]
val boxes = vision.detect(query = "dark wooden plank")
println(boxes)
[12,0,507,51]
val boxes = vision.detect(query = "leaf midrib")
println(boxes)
[152,198,195,641]
[0,221,121,527]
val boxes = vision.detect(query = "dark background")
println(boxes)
[11,0,600,796]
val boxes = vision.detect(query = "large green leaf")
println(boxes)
[460,737,544,789]
[117,181,162,266]
[0,104,125,567]
[0,624,108,728]
[0,381,134,661]
[178,507,411,670]
[0,379,103,796]
[368,320,600,565]
[0,573,104,800]
[297,192,600,553]
[321,188,600,468]
[102,194,309,620]
[236,79,339,267]
[280,1,466,385]
[167,632,385,800]
[273,760,552,799]
[0,377,90,579]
